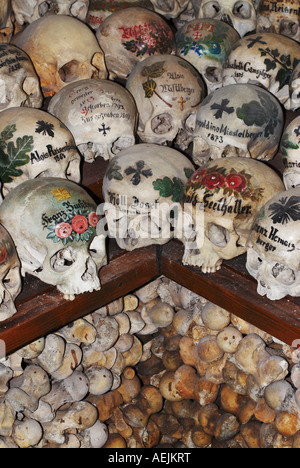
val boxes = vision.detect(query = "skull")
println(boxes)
[0,44,43,111]
[0,178,107,300]
[0,223,22,321]
[87,0,154,30]
[102,143,195,251]
[182,157,284,273]
[192,84,284,166]
[0,107,82,197]
[289,62,300,111]
[256,0,300,43]
[192,0,257,37]
[280,115,300,190]
[176,18,240,94]
[0,0,14,43]
[173,1,196,29]
[223,33,300,109]
[48,79,138,162]
[12,0,89,25]
[12,15,107,98]
[246,187,300,300]
[149,0,190,20]
[96,7,176,80]
[126,54,206,149]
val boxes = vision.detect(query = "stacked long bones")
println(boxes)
[0,0,300,448]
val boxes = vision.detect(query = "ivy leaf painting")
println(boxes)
[269,196,300,225]
[0,125,34,184]
[153,176,185,202]
[143,79,157,99]
[184,168,194,180]
[141,61,166,79]
[280,133,299,156]
[106,159,123,181]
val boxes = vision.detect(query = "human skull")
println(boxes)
[192,0,257,37]
[280,115,300,190]
[12,15,107,98]
[96,7,176,80]
[182,157,284,273]
[0,223,22,321]
[12,0,89,25]
[102,143,195,251]
[0,44,43,111]
[0,107,82,197]
[0,178,107,300]
[223,32,300,109]
[289,62,300,111]
[149,0,190,20]
[126,54,206,149]
[48,79,138,162]
[256,0,300,43]
[173,1,196,30]
[0,0,14,43]
[192,84,284,166]
[246,187,300,300]
[87,0,154,30]
[176,18,240,94]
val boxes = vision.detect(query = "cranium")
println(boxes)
[192,0,257,37]
[12,15,107,98]
[149,0,190,19]
[256,0,300,43]
[126,54,206,150]
[0,44,43,111]
[0,107,82,197]
[96,7,176,80]
[192,84,284,166]
[182,157,284,273]
[176,18,240,94]
[0,223,22,321]
[0,0,14,43]
[87,0,154,30]
[48,79,138,162]
[12,0,89,25]
[0,178,107,300]
[289,62,300,111]
[280,115,300,190]
[246,187,300,300]
[223,32,300,109]
[102,143,195,251]
[173,1,197,30]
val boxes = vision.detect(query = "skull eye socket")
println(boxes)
[151,113,174,134]
[184,113,197,133]
[59,60,80,83]
[233,1,252,19]
[50,247,77,273]
[246,248,263,271]
[272,263,296,285]
[205,66,222,83]
[38,1,53,17]
[279,19,298,38]
[206,223,230,248]
[202,1,221,17]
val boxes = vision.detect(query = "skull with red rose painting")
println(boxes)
[0,0,14,43]
[182,157,284,273]
[246,187,300,300]
[48,79,138,162]
[12,0,89,26]
[96,7,176,80]
[126,54,206,149]
[280,115,300,190]
[102,143,195,251]
[192,84,284,166]
[192,0,257,37]
[0,178,107,300]
[256,0,300,43]
[0,223,21,321]
[12,15,107,98]
[0,107,82,197]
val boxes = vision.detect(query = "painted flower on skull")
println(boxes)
[47,209,99,245]
[0,246,7,265]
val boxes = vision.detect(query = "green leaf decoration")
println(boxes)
[106,159,123,181]
[280,133,299,156]
[0,131,34,184]
[236,100,266,127]
[141,61,166,79]
[143,79,157,99]
[153,177,185,202]
[184,168,194,179]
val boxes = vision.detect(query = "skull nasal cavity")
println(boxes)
[59,60,80,83]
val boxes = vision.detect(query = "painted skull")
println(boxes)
[12,15,107,98]
[149,0,190,20]
[0,0,14,43]
[192,84,284,166]
[0,223,22,321]
[0,44,43,111]
[102,143,195,251]
[0,107,82,197]
[182,157,284,273]
[246,187,300,300]
[192,0,257,37]
[126,54,206,149]
[289,62,300,111]
[256,0,300,43]
[0,178,107,300]
[176,18,240,94]
[87,0,154,30]
[96,7,176,80]
[280,115,300,190]
[222,32,300,109]
[48,79,138,162]
[12,0,89,25]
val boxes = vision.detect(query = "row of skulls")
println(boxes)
[0,0,299,325]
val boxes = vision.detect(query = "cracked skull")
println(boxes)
[246,187,300,300]
[126,54,206,149]
[256,0,300,43]
[192,84,284,166]
[12,0,89,25]
[0,107,82,197]
[280,115,300,190]
[102,143,195,251]
[48,79,138,162]
[182,157,284,273]
[0,178,107,300]
[0,223,21,321]
[12,15,107,98]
